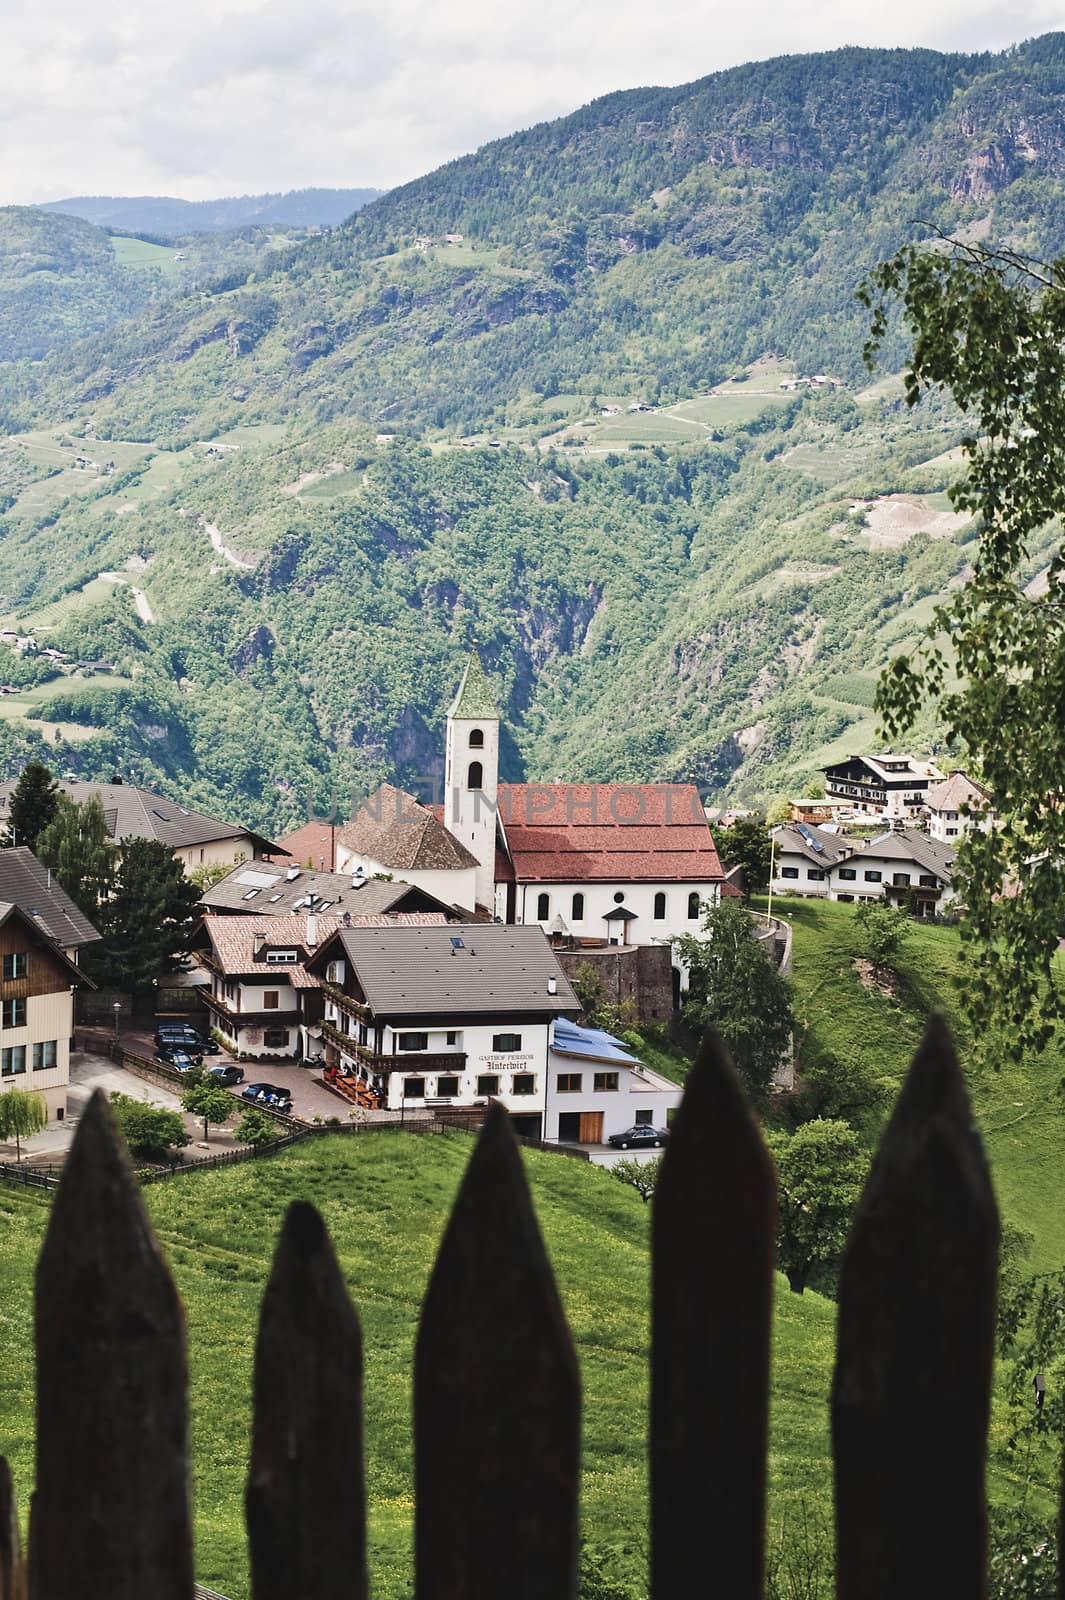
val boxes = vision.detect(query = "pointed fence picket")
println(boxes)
[0,1017,1021,1598]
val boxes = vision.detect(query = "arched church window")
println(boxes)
[467,761,483,790]
[469,728,485,748]
[536,892,550,921]
[653,892,666,920]
[687,892,701,920]
[571,892,584,920]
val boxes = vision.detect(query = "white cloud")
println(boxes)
[1,0,1060,203]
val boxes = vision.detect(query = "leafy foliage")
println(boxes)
[91,836,201,992]
[0,1088,46,1159]
[712,815,770,895]
[235,1106,282,1148]
[4,759,58,850]
[854,899,911,980]
[108,1091,189,1164]
[766,1119,869,1294]
[609,1156,660,1205]
[181,1080,235,1141]
[36,794,112,919]
[864,234,1065,1057]
[675,896,794,1102]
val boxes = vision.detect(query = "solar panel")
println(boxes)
[235,869,280,888]
[451,936,465,949]
[796,822,824,853]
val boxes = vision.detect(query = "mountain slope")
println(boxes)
[3,40,1065,822]
[39,188,384,235]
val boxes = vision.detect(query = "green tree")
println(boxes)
[863,236,1065,1056]
[235,1106,281,1148]
[610,1155,660,1204]
[4,761,58,851]
[854,899,910,982]
[108,1092,190,1164]
[674,896,794,1103]
[188,859,234,891]
[0,1087,47,1160]
[181,1079,234,1142]
[93,837,201,992]
[766,1119,869,1294]
[36,794,112,919]
[712,816,771,896]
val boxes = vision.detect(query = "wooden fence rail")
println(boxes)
[0,1016,1020,1598]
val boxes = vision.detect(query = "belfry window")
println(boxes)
[467,761,483,789]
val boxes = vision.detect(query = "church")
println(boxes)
[311,652,725,993]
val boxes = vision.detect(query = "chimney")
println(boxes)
[547,974,558,996]
[286,865,301,881]
[306,913,318,949]
[253,930,266,958]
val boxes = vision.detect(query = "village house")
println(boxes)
[771,823,956,916]
[0,897,97,1123]
[545,1016,681,1145]
[334,783,479,912]
[0,778,284,877]
[190,908,450,1061]
[822,754,945,821]
[925,771,994,843]
[0,848,101,961]
[306,923,580,1138]
[199,860,455,920]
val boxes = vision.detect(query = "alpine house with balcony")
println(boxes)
[306,922,580,1138]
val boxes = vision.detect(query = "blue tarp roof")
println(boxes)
[552,1016,641,1065]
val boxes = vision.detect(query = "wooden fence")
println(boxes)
[0,1015,1018,1598]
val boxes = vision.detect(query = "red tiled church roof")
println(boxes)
[497,783,723,883]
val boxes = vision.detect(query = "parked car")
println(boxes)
[207,1064,245,1087]
[154,1025,219,1056]
[153,1048,200,1073]
[241,1082,293,1112]
[607,1125,669,1150]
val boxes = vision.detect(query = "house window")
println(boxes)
[946,827,958,837]
[263,992,280,1010]
[1,1046,26,1076]
[863,871,882,883]
[477,1074,500,1096]
[687,892,700,919]
[1,999,26,1028]
[571,892,584,921]
[467,760,483,790]
[493,1033,522,1052]
[1,953,27,980]
[919,875,938,888]
[837,867,857,881]
[593,1072,619,1092]
[446,1030,459,1046]
[653,892,666,920]
[469,728,484,748]
[264,1028,289,1048]
[326,960,345,984]
[892,874,911,888]
[780,867,799,880]
[557,1073,582,1092]
[837,894,855,903]
[613,890,625,904]
[32,1040,57,1071]
[807,869,824,881]
[265,949,298,964]
[536,892,550,921]
[399,1032,428,1052]
[511,1074,535,1096]
[634,1109,653,1125]
[436,1075,460,1097]
[403,1077,426,1098]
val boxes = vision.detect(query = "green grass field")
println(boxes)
[109,236,182,277]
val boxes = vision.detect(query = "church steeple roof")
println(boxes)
[448,650,499,719]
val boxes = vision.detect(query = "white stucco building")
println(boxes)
[546,1017,681,1145]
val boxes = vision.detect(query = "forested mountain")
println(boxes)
[1,39,1064,828]
[39,189,384,235]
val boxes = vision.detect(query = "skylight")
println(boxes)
[242,889,260,900]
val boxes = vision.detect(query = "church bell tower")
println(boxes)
[444,651,500,912]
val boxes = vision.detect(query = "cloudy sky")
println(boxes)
[3,1,1061,203]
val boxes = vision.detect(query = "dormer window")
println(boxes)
[265,949,299,964]
[467,760,483,790]
[469,728,484,748]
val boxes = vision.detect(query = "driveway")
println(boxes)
[225,1061,354,1122]
[583,1144,664,1169]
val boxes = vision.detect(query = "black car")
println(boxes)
[207,1063,245,1087]
[155,1025,220,1056]
[607,1124,669,1150]
[241,1082,293,1111]
[153,1047,200,1073]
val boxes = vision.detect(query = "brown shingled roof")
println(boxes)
[196,909,449,981]
[338,782,478,871]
